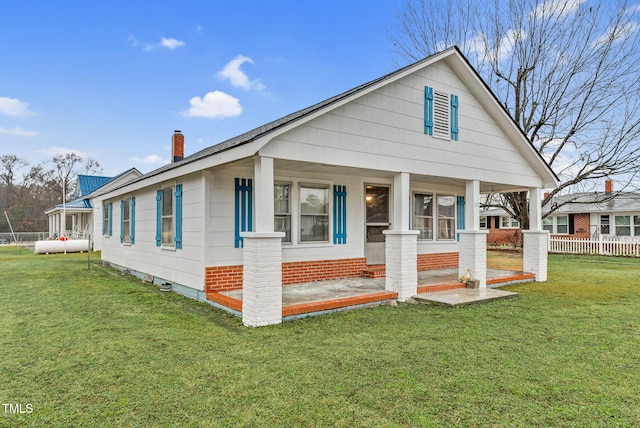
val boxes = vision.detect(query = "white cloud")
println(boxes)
[39,146,88,157]
[182,90,242,119]
[161,37,185,50]
[0,97,35,117]
[593,22,640,46]
[530,0,585,19]
[129,154,168,164]
[0,126,37,137]
[129,35,185,51]
[217,55,266,90]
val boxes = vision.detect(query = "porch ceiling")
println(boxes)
[215,157,534,194]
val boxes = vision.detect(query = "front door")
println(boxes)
[364,185,390,265]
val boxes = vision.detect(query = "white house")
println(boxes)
[93,47,558,326]
[45,169,141,240]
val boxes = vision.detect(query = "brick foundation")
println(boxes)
[282,258,367,285]
[206,253,461,292]
[205,265,243,292]
[417,252,459,270]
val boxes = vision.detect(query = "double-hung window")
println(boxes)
[102,202,112,236]
[156,184,183,248]
[122,198,131,244]
[501,216,520,229]
[615,216,631,236]
[600,215,610,234]
[437,195,456,240]
[413,193,456,241]
[274,183,291,243]
[413,193,433,240]
[543,217,554,233]
[162,187,174,246]
[299,185,329,242]
[634,216,640,236]
[556,215,568,234]
[120,197,135,244]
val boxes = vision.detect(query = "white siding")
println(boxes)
[100,172,205,290]
[260,60,542,189]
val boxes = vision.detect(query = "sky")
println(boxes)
[0,0,403,177]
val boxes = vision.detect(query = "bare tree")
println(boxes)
[0,154,28,187]
[50,153,102,201]
[390,0,640,228]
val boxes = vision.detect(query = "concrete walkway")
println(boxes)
[413,288,519,307]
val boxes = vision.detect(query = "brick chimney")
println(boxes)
[605,179,613,194]
[172,130,184,163]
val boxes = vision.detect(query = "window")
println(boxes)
[615,216,631,236]
[635,216,640,236]
[556,215,568,234]
[437,195,456,240]
[501,216,520,229]
[274,183,291,243]
[102,202,112,236]
[121,198,131,244]
[600,215,610,234]
[300,185,329,242]
[156,185,182,248]
[413,193,433,240]
[162,187,174,246]
[120,197,135,244]
[543,217,553,233]
[480,216,487,229]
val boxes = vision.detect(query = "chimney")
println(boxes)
[605,179,613,194]
[172,130,184,163]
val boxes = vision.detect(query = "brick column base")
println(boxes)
[523,230,549,282]
[383,230,419,301]
[240,232,285,327]
[458,230,488,288]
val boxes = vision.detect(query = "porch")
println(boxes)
[206,268,534,320]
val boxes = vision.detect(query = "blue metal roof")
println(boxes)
[77,175,113,197]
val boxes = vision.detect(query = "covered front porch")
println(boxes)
[206,267,534,320]
[212,156,549,326]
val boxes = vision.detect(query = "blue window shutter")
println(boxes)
[108,203,113,236]
[234,178,253,248]
[333,185,347,244]
[130,197,136,244]
[155,190,162,247]
[120,200,124,243]
[456,196,465,241]
[174,185,183,249]
[451,94,459,140]
[424,86,433,135]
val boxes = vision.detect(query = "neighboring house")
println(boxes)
[45,169,141,239]
[483,180,640,243]
[93,47,558,326]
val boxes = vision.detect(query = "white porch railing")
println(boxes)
[549,235,640,257]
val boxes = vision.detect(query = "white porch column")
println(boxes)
[253,156,275,232]
[384,171,418,301]
[241,156,284,327]
[459,179,487,288]
[465,179,481,231]
[241,232,284,327]
[523,187,549,282]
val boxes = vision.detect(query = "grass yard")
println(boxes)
[1,246,639,427]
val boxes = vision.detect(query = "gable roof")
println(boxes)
[101,46,559,196]
[546,192,640,214]
[77,175,113,197]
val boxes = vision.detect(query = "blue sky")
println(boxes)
[1,0,402,176]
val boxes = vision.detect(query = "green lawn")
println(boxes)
[1,247,639,427]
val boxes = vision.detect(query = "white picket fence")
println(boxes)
[549,236,640,257]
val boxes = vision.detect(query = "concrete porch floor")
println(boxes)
[210,268,534,319]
